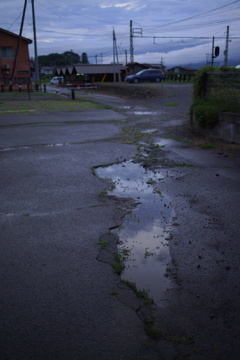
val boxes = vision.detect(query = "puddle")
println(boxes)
[133,111,158,115]
[0,146,30,152]
[141,129,158,134]
[49,143,69,147]
[156,138,191,149]
[118,106,135,109]
[0,143,70,152]
[155,138,175,147]
[96,160,174,305]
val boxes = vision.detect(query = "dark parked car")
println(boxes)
[125,69,165,83]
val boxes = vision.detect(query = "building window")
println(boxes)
[18,71,29,75]
[18,77,30,84]
[0,47,14,59]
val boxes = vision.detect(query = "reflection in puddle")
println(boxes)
[96,161,174,304]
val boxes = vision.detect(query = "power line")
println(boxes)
[132,35,240,39]
[22,27,129,37]
[133,0,240,31]
[35,0,117,26]
[7,11,23,30]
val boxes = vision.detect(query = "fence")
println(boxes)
[0,84,48,100]
[0,83,45,93]
[203,71,240,108]
[165,73,195,82]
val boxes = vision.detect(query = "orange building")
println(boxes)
[0,28,32,88]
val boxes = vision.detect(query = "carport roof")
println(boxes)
[56,64,124,75]
[74,64,124,74]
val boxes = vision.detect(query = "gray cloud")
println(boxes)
[1,0,239,67]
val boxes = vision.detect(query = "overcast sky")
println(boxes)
[1,0,240,68]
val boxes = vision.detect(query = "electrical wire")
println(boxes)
[133,0,240,31]
[7,10,23,30]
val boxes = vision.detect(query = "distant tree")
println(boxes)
[38,53,64,67]
[81,52,89,64]
[38,51,80,67]
[63,51,80,65]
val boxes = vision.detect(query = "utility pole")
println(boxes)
[129,20,142,66]
[125,49,128,65]
[211,36,220,66]
[130,20,134,63]
[31,0,39,88]
[224,26,230,66]
[113,29,121,82]
[10,0,28,87]
[211,36,215,66]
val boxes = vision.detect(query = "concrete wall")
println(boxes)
[192,112,240,144]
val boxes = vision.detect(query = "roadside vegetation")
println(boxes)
[190,65,240,129]
[0,92,109,113]
[97,82,162,99]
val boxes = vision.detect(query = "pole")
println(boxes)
[113,29,116,82]
[130,20,134,63]
[125,49,128,65]
[113,29,121,82]
[31,0,39,89]
[10,0,28,86]
[115,37,121,82]
[224,26,230,66]
[211,36,215,66]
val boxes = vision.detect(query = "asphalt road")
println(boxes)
[1,84,240,360]
[0,104,147,359]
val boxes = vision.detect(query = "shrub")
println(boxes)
[190,66,240,129]
[190,100,219,129]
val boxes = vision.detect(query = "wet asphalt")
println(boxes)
[0,104,146,359]
[1,85,240,360]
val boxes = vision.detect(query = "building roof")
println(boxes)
[55,64,124,75]
[167,66,198,71]
[126,62,163,68]
[74,64,124,74]
[0,28,32,44]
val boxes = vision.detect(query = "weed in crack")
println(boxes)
[97,240,109,249]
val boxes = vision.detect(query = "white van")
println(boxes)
[50,76,64,85]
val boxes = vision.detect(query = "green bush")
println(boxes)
[190,66,240,129]
[190,99,219,129]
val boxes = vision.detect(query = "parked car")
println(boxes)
[125,69,165,83]
[50,76,64,85]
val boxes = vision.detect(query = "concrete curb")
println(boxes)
[192,111,240,144]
